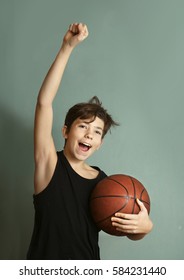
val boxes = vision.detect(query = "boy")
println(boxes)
[27,23,153,260]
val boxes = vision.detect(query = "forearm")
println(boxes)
[37,43,73,106]
[37,23,88,106]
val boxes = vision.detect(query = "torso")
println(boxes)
[27,151,107,260]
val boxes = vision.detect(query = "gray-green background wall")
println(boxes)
[0,0,183,259]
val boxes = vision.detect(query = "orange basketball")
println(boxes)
[90,174,151,236]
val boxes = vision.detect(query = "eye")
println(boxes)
[95,130,102,135]
[79,124,87,129]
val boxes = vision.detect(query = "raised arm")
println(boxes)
[34,23,89,194]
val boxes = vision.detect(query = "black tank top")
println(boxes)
[27,151,107,260]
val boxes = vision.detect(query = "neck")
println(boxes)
[63,149,85,168]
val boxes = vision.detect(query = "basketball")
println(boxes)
[90,174,151,236]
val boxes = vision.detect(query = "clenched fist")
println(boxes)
[63,23,89,48]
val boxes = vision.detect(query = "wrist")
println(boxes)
[60,41,74,54]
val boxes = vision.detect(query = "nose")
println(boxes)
[85,130,93,140]
[85,134,92,140]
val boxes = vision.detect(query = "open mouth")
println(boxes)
[79,142,92,152]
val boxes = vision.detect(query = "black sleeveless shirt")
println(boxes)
[27,151,107,260]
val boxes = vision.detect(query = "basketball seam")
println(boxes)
[90,195,135,200]
[107,178,129,195]
[129,176,136,214]
[95,203,128,224]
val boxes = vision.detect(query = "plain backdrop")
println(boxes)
[0,0,184,259]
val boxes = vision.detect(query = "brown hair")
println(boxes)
[64,96,119,138]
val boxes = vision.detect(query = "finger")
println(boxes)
[69,23,79,34]
[116,227,138,234]
[111,217,138,229]
[114,212,138,220]
[136,198,147,212]
[112,222,138,234]
[78,22,86,31]
[111,217,136,225]
[112,222,137,231]
[69,23,74,31]
[78,23,89,37]
[74,23,79,33]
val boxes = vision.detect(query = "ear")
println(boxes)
[62,125,68,139]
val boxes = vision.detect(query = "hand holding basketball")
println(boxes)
[111,198,153,237]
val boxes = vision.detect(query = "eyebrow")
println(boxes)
[94,126,103,131]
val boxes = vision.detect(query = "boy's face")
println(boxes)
[62,116,104,161]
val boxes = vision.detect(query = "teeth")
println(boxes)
[81,142,91,147]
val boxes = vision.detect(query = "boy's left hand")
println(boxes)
[111,198,153,237]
